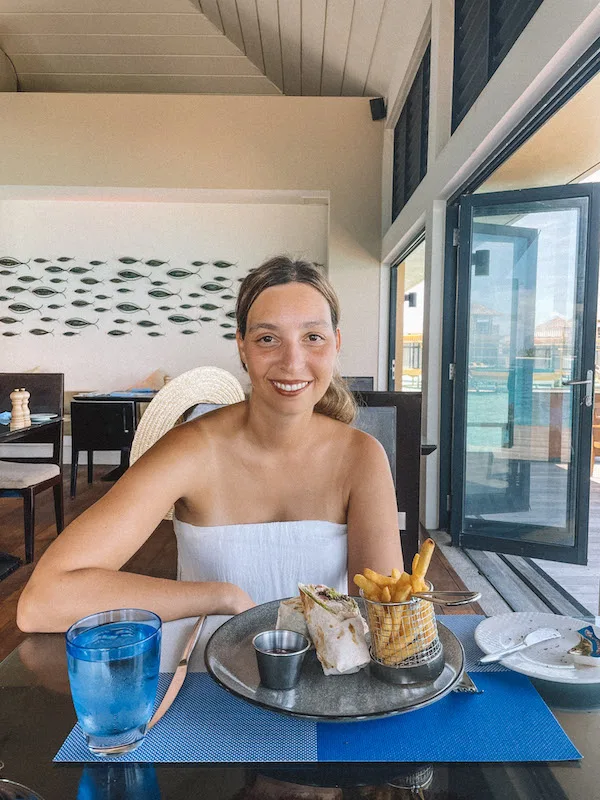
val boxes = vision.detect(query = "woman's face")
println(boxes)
[237,281,340,414]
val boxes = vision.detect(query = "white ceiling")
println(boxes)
[0,0,417,97]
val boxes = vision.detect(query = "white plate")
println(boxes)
[30,414,58,421]
[475,612,600,684]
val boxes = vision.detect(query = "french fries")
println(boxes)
[353,539,437,666]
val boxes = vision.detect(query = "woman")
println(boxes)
[17,257,402,633]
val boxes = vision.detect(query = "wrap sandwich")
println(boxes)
[298,584,370,676]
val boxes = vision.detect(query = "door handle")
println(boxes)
[562,370,594,407]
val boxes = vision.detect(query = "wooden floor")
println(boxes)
[0,466,480,662]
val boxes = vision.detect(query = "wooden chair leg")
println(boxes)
[70,449,79,498]
[53,481,65,534]
[23,487,35,564]
[87,451,94,484]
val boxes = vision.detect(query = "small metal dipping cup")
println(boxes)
[252,629,310,690]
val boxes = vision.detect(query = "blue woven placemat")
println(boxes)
[54,615,580,764]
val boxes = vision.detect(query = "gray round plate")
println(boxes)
[204,599,465,722]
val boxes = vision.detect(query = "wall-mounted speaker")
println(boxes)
[370,97,387,121]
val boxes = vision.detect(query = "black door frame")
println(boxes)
[387,231,426,390]
[439,34,600,532]
[451,185,600,565]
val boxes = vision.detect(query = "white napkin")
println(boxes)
[159,615,232,673]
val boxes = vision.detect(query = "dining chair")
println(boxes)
[70,400,136,498]
[129,367,245,519]
[0,372,65,563]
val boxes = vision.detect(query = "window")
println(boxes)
[452,0,544,132]
[392,43,431,221]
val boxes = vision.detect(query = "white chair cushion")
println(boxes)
[0,461,60,489]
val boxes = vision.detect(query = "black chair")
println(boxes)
[0,372,65,563]
[188,391,422,565]
[343,376,374,391]
[70,400,135,498]
[352,391,422,566]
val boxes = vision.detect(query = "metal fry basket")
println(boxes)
[360,585,444,685]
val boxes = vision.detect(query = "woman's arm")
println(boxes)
[17,425,254,633]
[346,431,404,592]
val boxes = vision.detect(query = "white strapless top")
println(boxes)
[173,519,348,604]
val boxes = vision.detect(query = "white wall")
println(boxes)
[0,197,327,390]
[381,0,600,528]
[0,94,383,385]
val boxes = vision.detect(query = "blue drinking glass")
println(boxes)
[66,608,162,756]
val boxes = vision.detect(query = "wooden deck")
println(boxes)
[533,463,600,616]
[0,468,481,663]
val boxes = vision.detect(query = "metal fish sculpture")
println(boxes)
[199,303,220,311]
[0,257,27,267]
[113,319,130,325]
[188,292,204,299]
[95,294,112,300]
[136,320,160,328]
[225,311,237,319]
[145,260,168,267]
[199,317,214,322]
[80,277,103,285]
[212,276,231,283]
[40,317,57,323]
[148,289,180,299]
[212,261,235,268]
[0,295,10,302]
[179,304,196,310]
[62,331,79,337]
[151,280,168,287]
[33,258,50,264]
[49,278,67,284]
[47,304,64,310]
[117,270,149,281]
[157,306,173,311]
[0,317,22,324]
[57,257,74,262]
[166,268,201,280]
[118,257,141,265]
[109,278,125,283]
[45,266,66,273]
[17,275,40,283]
[64,318,98,329]
[147,331,164,336]
[89,261,105,266]
[6,286,27,294]
[94,307,111,313]
[222,332,237,340]
[221,294,235,300]
[191,261,207,267]
[115,302,149,314]
[181,330,197,335]
[29,328,53,336]
[116,288,133,293]
[8,303,40,314]
[71,300,94,308]
[2,331,20,337]
[69,267,92,275]
[220,323,235,328]
[74,288,90,295]
[31,287,65,298]
[167,314,197,325]
[0,270,16,276]
[201,282,224,293]
[107,329,131,336]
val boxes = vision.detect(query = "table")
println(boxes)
[72,392,157,482]
[0,418,63,580]
[0,627,595,800]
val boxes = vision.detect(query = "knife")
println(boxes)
[148,615,206,731]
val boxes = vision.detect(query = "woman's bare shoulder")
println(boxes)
[182,401,247,441]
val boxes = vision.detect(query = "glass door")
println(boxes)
[451,184,600,564]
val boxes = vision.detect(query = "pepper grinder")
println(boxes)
[9,388,26,429]
[20,387,31,426]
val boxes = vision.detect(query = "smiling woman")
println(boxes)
[17,256,402,634]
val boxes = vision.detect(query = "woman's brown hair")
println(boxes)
[236,256,357,424]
